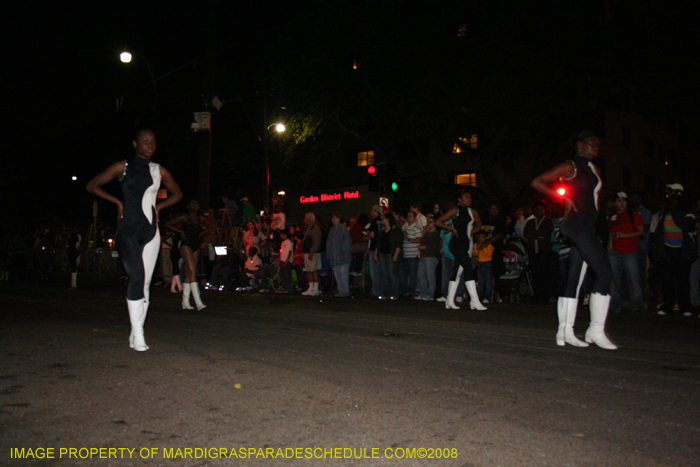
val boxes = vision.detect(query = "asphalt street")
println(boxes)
[1,275,699,467]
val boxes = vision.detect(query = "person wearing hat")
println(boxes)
[240,197,257,225]
[607,192,646,313]
[650,183,698,317]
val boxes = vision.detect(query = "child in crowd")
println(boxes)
[473,230,494,303]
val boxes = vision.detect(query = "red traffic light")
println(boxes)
[556,187,566,196]
[367,165,376,176]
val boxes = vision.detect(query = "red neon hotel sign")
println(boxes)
[300,191,360,203]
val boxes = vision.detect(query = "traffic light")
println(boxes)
[367,165,379,192]
[385,164,401,192]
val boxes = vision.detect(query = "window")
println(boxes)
[357,150,375,167]
[457,24,467,38]
[455,173,477,187]
[452,135,478,153]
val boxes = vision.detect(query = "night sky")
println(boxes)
[6,0,700,224]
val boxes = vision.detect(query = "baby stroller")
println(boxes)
[499,236,533,304]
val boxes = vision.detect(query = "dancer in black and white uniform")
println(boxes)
[165,200,212,310]
[436,190,487,311]
[87,129,183,351]
[531,130,616,349]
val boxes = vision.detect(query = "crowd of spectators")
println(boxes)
[3,184,699,319]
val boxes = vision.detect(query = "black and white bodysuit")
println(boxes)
[449,205,476,282]
[117,155,161,301]
[559,155,612,298]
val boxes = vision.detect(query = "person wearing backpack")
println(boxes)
[607,192,646,314]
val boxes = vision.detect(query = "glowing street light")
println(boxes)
[264,122,286,208]
[119,51,132,63]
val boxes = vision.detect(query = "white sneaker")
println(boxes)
[482,299,489,304]
[455,297,463,303]
[436,297,446,302]
[683,311,692,317]
[657,310,668,316]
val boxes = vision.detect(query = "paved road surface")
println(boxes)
[1,276,699,466]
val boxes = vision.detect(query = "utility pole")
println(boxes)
[196,0,218,209]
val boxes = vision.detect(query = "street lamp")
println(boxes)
[118,49,157,115]
[264,122,285,208]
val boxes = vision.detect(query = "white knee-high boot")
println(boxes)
[127,299,149,351]
[182,283,194,309]
[585,293,617,350]
[445,281,460,309]
[556,297,588,347]
[190,282,207,310]
[466,280,487,310]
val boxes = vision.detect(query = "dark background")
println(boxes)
[5,0,699,224]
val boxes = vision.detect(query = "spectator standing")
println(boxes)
[481,204,506,302]
[473,230,494,303]
[523,201,554,304]
[292,231,308,292]
[302,212,323,296]
[410,202,427,229]
[607,192,645,313]
[221,194,238,225]
[278,229,294,293]
[630,192,652,301]
[417,215,441,300]
[651,184,698,317]
[327,212,352,297]
[401,211,422,297]
[367,205,384,297]
[377,214,403,300]
[240,197,256,224]
[350,213,369,278]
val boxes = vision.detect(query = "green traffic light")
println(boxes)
[391,182,398,191]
